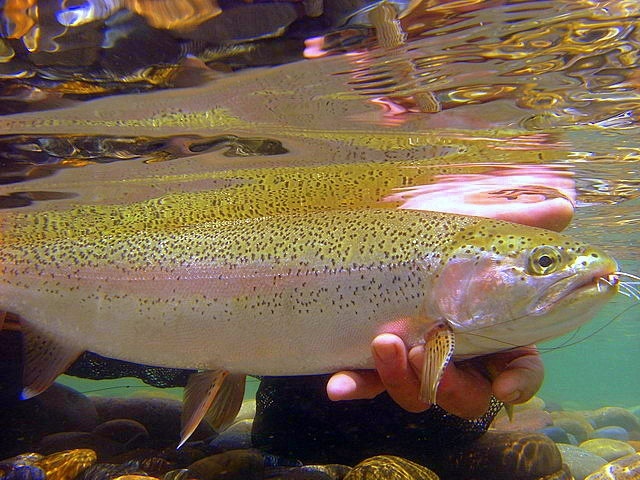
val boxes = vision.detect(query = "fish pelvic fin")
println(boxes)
[20,322,83,399]
[504,403,514,421]
[179,369,246,448]
[419,323,455,405]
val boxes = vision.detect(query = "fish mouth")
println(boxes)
[533,268,619,315]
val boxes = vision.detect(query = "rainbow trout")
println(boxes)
[0,208,618,445]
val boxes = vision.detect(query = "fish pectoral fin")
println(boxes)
[419,323,455,405]
[179,369,246,448]
[20,322,83,399]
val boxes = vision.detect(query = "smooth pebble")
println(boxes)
[591,426,630,442]
[579,438,636,462]
[556,443,607,480]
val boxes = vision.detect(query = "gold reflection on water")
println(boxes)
[127,0,221,30]
[3,0,37,39]
[0,0,638,127]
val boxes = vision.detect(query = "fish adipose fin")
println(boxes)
[419,323,455,405]
[179,369,246,448]
[20,323,83,399]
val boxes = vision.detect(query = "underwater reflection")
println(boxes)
[384,165,576,231]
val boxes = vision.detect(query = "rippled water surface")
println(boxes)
[1,0,639,449]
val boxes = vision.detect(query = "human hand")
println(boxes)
[326,333,544,418]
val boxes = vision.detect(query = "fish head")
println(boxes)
[423,219,619,356]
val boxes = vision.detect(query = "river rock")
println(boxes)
[551,412,594,443]
[1,465,46,480]
[162,469,191,480]
[491,408,553,432]
[187,449,264,480]
[435,431,563,479]
[265,464,352,480]
[584,452,640,480]
[629,406,640,420]
[591,426,630,442]
[0,453,44,467]
[35,384,101,433]
[34,449,97,480]
[36,432,126,459]
[539,426,571,444]
[627,440,640,451]
[208,419,253,451]
[91,397,214,446]
[92,419,150,448]
[4,383,101,455]
[579,439,636,462]
[77,460,145,480]
[588,407,640,433]
[541,463,574,479]
[556,444,607,480]
[544,401,564,413]
[344,455,439,480]
[113,476,159,480]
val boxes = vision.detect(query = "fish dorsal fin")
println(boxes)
[20,323,83,399]
[419,323,455,405]
[179,370,246,448]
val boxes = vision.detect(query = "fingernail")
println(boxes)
[374,342,397,365]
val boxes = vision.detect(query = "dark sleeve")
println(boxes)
[251,375,502,466]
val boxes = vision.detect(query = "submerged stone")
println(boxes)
[77,460,145,480]
[343,455,439,480]
[162,469,191,480]
[579,439,636,462]
[491,408,553,432]
[540,464,574,480]
[551,412,594,443]
[34,384,101,433]
[92,419,150,447]
[34,449,97,480]
[187,449,264,480]
[433,431,562,479]
[2,465,46,480]
[591,427,630,442]
[91,397,213,447]
[265,464,351,480]
[37,431,126,459]
[0,454,43,466]
[588,408,640,433]
[539,426,571,444]
[556,444,607,480]
[208,419,253,451]
[627,440,640,452]
[584,452,640,480]
[113,477,159,480]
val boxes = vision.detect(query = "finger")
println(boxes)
[373,334,429,413]
[326,370,385,401]
[408,346,492,419]
[486,346,544,404]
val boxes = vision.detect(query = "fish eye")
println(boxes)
[528,246,562,275]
